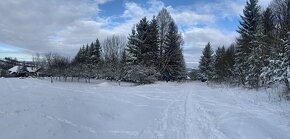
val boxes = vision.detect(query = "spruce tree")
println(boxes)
[259,8,276,86]
[147,16,160,69]
[125,18,159,83]
[91,39,102,65]
[136,17,150,66]
[224,45,236,82]
[199,42,214,80]
[163,21,186,80]
[235,0,261,85]
[213,46,226,82]
[274,1,290,91]
[126,27,139,65]
[262,8,276,58]
[261,0,290,88]
[246,20,265,88]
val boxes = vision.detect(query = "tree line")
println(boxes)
[44,8,186,84]
[197,0,290,93]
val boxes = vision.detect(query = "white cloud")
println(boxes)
[0,0,110,55]
[170,9,215,26]
[0,0,245,67]
[122,2,146,19]
[184,27,237,48]
[259,0,273,8]
[183,27,238,68]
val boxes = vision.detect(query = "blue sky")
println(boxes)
[0,0,272,68]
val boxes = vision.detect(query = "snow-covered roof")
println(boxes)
[27,67,37,72]
[8,66,38,74]
[8,66,19,74]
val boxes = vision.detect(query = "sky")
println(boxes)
[0,0,272,68]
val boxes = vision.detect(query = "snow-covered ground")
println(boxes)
[0,78,290,139]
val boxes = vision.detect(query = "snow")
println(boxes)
[26,67,37,73]
[8,66,38,74]
[0,78,290,139]
[8,66,19,74]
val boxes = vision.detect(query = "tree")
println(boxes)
[147,16,160,68]
[261,0,290,89]
[270,0,289,39]
[262,8,276,57]
[189,69,201,80]
[135,17,151,66]
[213,46,226,82]
[102,35,126,80]
[199,43,214,80]
[126,27,139,65]
[235,0,261,85]
[92,39,102,64]
[246,20,266,88]
[125,17,159,83]
[156,8,174,73]
[224,44,236,82]
[124,64,157,84]
[163,21,186,80]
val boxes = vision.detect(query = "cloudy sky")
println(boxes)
[0,0,272,68]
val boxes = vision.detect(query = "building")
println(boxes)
[8,66,39,77]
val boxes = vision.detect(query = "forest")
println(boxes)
[198,0,290,94]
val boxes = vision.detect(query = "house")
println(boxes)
[8,66,40,77]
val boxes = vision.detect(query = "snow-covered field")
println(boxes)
[0,78,290,139]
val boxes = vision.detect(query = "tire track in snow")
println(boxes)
[137,87,190,139]
[188,90,229,139]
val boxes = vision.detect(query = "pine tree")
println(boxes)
[147,16,160,68]
[136,17,150,66]
[224,45,236,82]
[125,18,159,83]
[259,8,276,86]
[199,42,214,80]
[261,0,290,88]
[213,46,226,82]
[262,8,276,58]
[235,0,261,85]
[273,0,290,91]
[163,21,186,80]
[74,45,86,64]
[126,27,139,65]
[91,39,102,65]
[246,20,265,88]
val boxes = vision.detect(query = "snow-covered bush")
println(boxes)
[124,65,158,84]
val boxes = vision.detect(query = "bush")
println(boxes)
[124,65,158,84]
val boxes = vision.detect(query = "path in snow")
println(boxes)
[0,78,290,139]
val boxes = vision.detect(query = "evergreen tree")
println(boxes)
[126,27,139,65]
[74,45,86,64]
[272,0,290,91]
[91,39,102,65]
[259,8,277,86]
[85,44,90,63]
[147,16,160,68]
[235,0,261,85]
[246,20,265,88]
[261,0,290,88]
[163,21,186,80]
[199,42,214,80]
[224,44,236,82]
[156,8,174,73]
[125,17,160,83]
[213,46,226,82]
[136,17,150,66]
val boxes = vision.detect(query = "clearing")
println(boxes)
[0,78,290,139]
